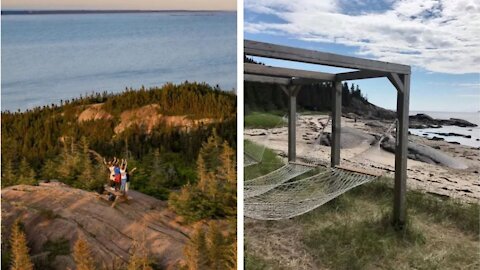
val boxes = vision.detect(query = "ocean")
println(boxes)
[1,12,236,111]
[409,111,480,148]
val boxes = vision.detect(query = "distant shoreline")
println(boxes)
[1,10,236,15]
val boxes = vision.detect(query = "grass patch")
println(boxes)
[245,159,480,269]
[304,211,426,269]
[244,141,284,180]
[245,112,286,129]
[43,238,70,261]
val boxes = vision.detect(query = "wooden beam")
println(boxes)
[245,63,335,81]
[393,74,410,229]
[280,85,300,162]
[245,40,411,74]
[244,74,291,85]
[331,81,342,167]
[335,70,388,81]
[388,73,405,93]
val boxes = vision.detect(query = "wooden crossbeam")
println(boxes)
[245,40,411,74]
[244,74,291,85]
[336,70,388,81]
[245,63,335,82]
[388,73,405,93]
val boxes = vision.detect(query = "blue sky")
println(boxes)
[245,0,480,112]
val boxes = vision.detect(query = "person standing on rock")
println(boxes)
[114,162,121,191]
[125,167,137,196]
[120,160,128,194]
[104,157,117,191]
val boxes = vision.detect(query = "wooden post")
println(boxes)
[281,85,300,162]
[331,81,342,167]
[393,73,410,228]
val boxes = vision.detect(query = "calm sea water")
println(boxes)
[1,12,236,111]
[410,111,480,148]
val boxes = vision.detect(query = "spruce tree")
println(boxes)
[17,158,36,185]
[10,219,33,270]
[206,221,227,270]
[2,158,16,187]
[73,237,96,270]
[184,224,209,270]
[41,159,58,180]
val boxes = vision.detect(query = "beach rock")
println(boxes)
[380,136,468,169]
[409,113,477,128]
[427,132,472,138]
[430,136,445,141]
[319,127,375,149]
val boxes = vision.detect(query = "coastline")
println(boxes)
[245,114,480,203]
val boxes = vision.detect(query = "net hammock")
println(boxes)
[244,115,396,220]
[244,166,378,220]
[244,115,331,199]
[243,114,289,167]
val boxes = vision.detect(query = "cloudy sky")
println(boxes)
[2,0,236,11]
[245,0,480,112]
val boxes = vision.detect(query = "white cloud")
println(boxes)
[245,0,480,74]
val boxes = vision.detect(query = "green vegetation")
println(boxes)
[245,177,479,269]
[245,80,369,114]
[9,219,34,270]
[169,132,236,223]
[244,112,285,129]
[183,221,236,270]
[244,141,283,180]
[1,82,236,200]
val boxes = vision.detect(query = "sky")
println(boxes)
[245,0,480,112]
[2,0,236,11]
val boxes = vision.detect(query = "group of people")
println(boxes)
[103,157,136,195]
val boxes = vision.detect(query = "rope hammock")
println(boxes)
[245,162,315,199]
[245,166,379,220]
[243,114,287,167]
[244,115,396,220]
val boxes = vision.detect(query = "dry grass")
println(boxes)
[245,179,480,270]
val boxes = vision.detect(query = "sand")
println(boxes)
[245,114,480,203]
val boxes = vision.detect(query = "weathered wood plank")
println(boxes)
[336,70,388,81]
[393,74,410,228]
[245,40,411,74]
[245,63,335,81]
[331,81,342,167]
[388,73,405,93]
[280,85,301,162]
[244,74,291,85]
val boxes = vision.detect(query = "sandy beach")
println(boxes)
[245,114,480,203]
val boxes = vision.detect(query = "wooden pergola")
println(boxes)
[244,40,411,227]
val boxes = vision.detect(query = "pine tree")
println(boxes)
[73,237,96,270]
[79,154,95,190]
[41,159,58,180]
[10,219,33,270]
[1,158,16,187]
[17,158,36,185]
[206,221,227,270]
[184,224,209,270]
[218,141,236,184]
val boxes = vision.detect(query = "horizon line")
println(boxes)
[1,9,236,15]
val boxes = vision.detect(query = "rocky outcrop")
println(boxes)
[319,127,375,149]
[1,183,190,269]
[113,104,216,134]
[409,113,477,129]
[78,103,113,122]
[380,136,468,169]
